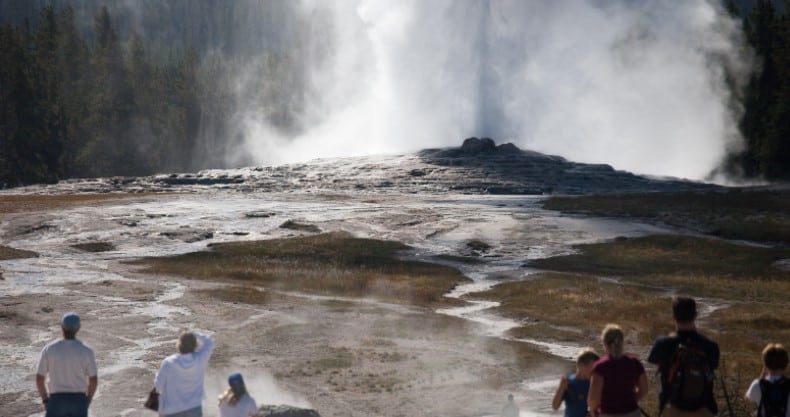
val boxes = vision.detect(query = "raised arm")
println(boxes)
[194,331,215,364]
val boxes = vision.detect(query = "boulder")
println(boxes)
[258,405,322,417]
[460,137,497,153]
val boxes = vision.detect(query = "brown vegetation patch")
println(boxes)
[496,232,790,415]
[471,273,668,345]
[71,242,116,252]
[194,286,270,305]
[0,245,38,260]
[0,193,165,214]
[530,234,790,281]
[543,189,790,244]
[132,232,468,307]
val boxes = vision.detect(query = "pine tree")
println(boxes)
[56,5,89,177]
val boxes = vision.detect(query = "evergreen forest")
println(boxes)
[0,1,789,187]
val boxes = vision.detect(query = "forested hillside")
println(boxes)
[0,1,789,187]
[726,0,790,179]
[0,2,313,186]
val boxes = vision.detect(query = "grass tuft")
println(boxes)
[0,245,38,260]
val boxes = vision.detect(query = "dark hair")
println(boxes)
[672,297,697,323]
[62,329,78,339]
[576,347,600,365]
[178,332,197,354]
[763,343,789,371]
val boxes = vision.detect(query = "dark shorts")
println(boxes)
[162,406,203,417]
[46,393,88,417]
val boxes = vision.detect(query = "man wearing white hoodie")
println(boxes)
[155,329,215,417]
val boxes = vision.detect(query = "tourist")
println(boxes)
[36,312,98,417]
[744,343,790,417]
[154,329,215,417]
[219,373,261,417]
[648,297,719,417]
[552,347,600,417]
[501,393,519,417]
[588,324,648,417]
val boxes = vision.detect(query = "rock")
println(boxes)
[496,142,521,154]
[245,211,275,218]
[258,405,322,417]
[159,229,214,243]
[460,137,497,153]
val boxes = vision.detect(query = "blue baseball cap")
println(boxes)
[228,373,244,386]
[61,312,80,330]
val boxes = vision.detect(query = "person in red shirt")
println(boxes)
[588,324,648,417]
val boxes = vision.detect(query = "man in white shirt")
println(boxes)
[155,329,215,417]
[36,312,98,417]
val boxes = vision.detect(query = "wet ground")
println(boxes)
[0,147,687,417]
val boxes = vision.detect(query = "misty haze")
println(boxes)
[1,1,790,417]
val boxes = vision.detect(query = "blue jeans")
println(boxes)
[46,393,88,417]
[162,406,202,417]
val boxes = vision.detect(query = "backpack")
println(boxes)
[666,340,713,411]
[758,378,790,417]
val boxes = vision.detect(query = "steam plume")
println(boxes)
[236,0,751,181]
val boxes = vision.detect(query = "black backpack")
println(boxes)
[758,377,790,417]
[666,340,713,411]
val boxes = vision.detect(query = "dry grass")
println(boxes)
[543,189,790,244]
[132,232,468,307]
[471,273,669,345]
[528,235,790,311]
[0,245,38,260]
[0,193,166,214]
[530,234,790,280]
[194,286,270,304]
[490,233,790,417]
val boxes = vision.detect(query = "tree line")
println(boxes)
[727,0,790,180]
[0,5,200,186]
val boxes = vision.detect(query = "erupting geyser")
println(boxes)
[234,0,750,181]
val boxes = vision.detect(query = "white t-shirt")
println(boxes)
[746,377,790,417]
[36,338,97,393]
[219,395,258,417]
